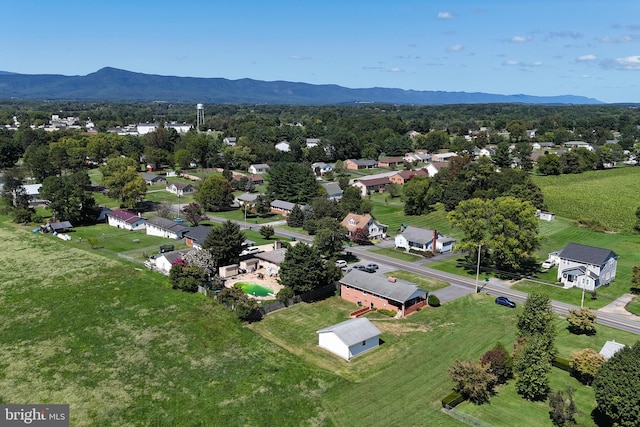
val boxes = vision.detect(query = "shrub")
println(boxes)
[480,343,513,385]
[428,294,440,307]
[377,309,396,317]
[572,348,604,385]
[276,287,295,305]
[447,359,496,404]
[441,391,464,408]
[552,356,573,373]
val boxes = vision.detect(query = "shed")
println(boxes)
[599,340,626,360]
[317,318,381,361]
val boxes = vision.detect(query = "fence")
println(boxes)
[442,407,494,427]
[258,283,338,316]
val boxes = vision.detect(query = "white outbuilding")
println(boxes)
[317,318,381,361]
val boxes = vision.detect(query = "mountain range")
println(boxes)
[0,67,603,105]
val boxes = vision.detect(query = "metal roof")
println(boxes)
[340,270,427,303]
[317,318,381,347]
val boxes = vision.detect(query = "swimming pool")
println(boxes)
[235,282,274,297]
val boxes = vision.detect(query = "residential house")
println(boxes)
[340,213,387,240]
[340,270,428,316]
[404,151,430,163]
[599,340,626,360]
[555,242,618,291]
[166,123,191,133]
[389,169,428,185]
[146,217,191,239]
[345,159,378,170]
[317,318,381,361]
[431,152,458,162]
[106,209,147,230]
[248,163,270,174]
[306,138,320,148]
[19,183,47,207]
[311,162,333,176]
[377,157,405,168]
[250,174,264,185]
[136,123,159,135]
[166,181,195,196]
[46,221,73,233]
[352,177,390,197]
[395,226,456,254]
[254,247,287,277]
[223,137,237,146]
[140,172,166,186]
[184,225,212,250]
[275,141,290,152]
[473,147,493,158]
[152,249,193,275]
[270,199,296,216]
[531,142,555,150]
[322,182,343,200]
[564,141,594,151]
[424,161,450,176]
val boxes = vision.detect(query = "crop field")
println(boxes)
[532,167,640,233]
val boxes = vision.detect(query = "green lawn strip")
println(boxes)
[625,296,640,316]
[63,223,180,253]
[384,270,450,291]
[532,167,640,233]
[208,209,285,224]
[0,225,340,426]
[144,189,195,205]
[512,280,628,310]
[368,247,423,262]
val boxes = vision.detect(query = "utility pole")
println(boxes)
[475,244,482,293]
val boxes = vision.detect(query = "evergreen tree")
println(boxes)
[203,220,245,269]
[278,243,329,294]
[287,204,305,227]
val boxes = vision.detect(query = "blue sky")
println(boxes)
[3,0,640,103]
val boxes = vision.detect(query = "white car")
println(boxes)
[541,259,555,269]
[240,247,261,256]
[335,260,348,269]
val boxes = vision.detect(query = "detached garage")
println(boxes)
[317,318,381,361]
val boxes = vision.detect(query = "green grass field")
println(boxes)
[532,167,640,233]
[384,270,450,291]
[368,246,423,262]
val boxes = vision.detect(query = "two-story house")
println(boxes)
[555,242,618,291]
[340,213,387,240]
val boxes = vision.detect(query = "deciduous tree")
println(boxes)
[313,217,348,256]
[260,225,275,239]
[548,387,578,427]
[181,202,206,226]
[101,157,146,208]
[566,307,597,335]
[195,174,234,212]
[572,348,605,385]
[447,359,496,404]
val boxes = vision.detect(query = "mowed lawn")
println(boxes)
[251,293,640,427]
[0,223,341,426]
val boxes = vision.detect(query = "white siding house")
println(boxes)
[248,164,270,174]
[106,210,147,230]
[556,242,618,291]
[146,217,190,239]
[395,226,456,253]
[317,318,381,361]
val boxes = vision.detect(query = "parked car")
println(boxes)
[362,266,376,273]
[240,246,261,256]
[335,260,348,269]
[541,259,555,269]
[495,296,517,308]
[366,263,379,270]
[353,264,365,270]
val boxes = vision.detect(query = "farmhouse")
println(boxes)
[184,225,212,250]
[248,163,270,174]
[106,210,146,230]
[555,242,618,291]
[340,270,428,317]
[395,226,456,254]
[166,181,195,196]
[317,318,381,361]
[340,213,387,240]
[146,217,190,239]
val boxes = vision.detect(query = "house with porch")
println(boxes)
[146,217,191,239]
[554,242,618,291]
[340,270,428,317]
[317,318,381,361]
[395,226,456,254]
[106,210,147,230]
[340,213,387,240]
[166,181,195,196]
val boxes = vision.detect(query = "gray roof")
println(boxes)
[140,172,163,181]
[322,182,343,196]
[349,159,378,166]
[254,248,287,265]
[599,340,626,360]
[317,318,381,347]
[270,199,296,211]
[184,225,212,244]
[48,221,73,230]
[559,242,617,266]
[147,216,190,234]
[400,226,455,245]
[340,270,428,303]
[250,163,270,169]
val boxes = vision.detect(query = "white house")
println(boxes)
[152,249,193,275]
[146,217,190,239]
[431,152,458,162]
[106,209,147,230]
[166,181,195,196]
[317,318,381,361]
[424,161,449,177]
[395,226,456,254]
[564,141,594,151]
[223,137,237,146]
[404,151,430,163]
[556,242,618,291]
[248,163,270,174]
[165,122,191,133]
[537,211,556,221]
[275,141,290,152]
[136,123,159,135]
[306,138,320,148]
[311,162,333,175]
[340,213,387,240]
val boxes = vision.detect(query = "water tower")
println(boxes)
[196,103,204,130]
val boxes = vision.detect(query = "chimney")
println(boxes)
[432,230,438,254]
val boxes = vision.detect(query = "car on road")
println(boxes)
[353,264,375,273]
[495,296,517,308]
[335,260,348,269]
[366,263,379,270]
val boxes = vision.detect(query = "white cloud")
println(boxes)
[577,54,597,61]
[448,44,464,52]
[511,35,532,43]
[615,55,640,69]
[289,55,311,61]
[503,60,520,66]
[599,34,636,43]
[437,11,454,19]
[389,67,403,73]
[531,61,543,67]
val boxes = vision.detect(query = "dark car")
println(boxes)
[366,263,379,270]
[495,296,517,308]
[362,266,376,273]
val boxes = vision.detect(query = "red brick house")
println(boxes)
[352,177,390,196]
[340,270,428,317]
[389,168,428,185]
[378,157,405,168]
[345,159,378,170]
